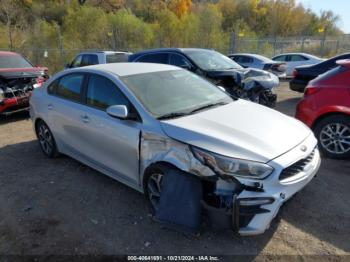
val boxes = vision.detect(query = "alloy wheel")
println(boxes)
[38,124,54,156]
[147,172,163,210]
[320,123,350,154]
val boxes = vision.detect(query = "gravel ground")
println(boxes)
[0,82,349,258]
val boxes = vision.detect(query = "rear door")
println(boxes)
[45,73,88,153]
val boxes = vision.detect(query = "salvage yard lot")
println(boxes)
[0,82,349,257]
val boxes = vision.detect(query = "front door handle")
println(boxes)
[47,104,53,110]
[80,115,90,123]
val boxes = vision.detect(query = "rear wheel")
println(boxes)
[314,115,350,159]
[35,120,58,158]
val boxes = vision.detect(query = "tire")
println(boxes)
[258,91,276,108]
[35,120,59,158]
[314,115,350,159]
[143,164,170,213]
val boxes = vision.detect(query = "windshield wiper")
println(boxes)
[157,101,229,120]
[188,101,228,114]
[157,111,190,120]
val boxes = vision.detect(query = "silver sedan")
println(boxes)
[30,63,320,235]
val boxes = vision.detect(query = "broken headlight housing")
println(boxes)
[191,146,273,180]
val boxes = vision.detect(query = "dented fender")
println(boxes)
[140,131,216,185]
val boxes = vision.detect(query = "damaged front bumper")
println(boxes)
[0,94,31,116]
[204,134,321,236]
[141,131,320,236]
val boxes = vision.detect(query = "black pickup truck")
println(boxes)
[290,53,350,92]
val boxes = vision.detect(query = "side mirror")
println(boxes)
[106,105,129,119]
[64,63,71,69]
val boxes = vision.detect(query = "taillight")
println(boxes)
[304,87,319,97]
[292,69,298,77]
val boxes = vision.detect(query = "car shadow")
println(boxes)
[0,111,30,124]
[0,140,275,256]
[276,97,301,116]
[0,140,349,255]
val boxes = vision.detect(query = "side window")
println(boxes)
[291,55,307,62]
[274,55,286,62]
[137,53,169,64]
[56,74,84,102]
[240,56,253,63]
[81,55,98,67]
[71,55,82,68]
[86,75,129,110]
[47,79,58,95]
[88,55,99,65]
[169,54,192,68]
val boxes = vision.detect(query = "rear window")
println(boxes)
[106,53,128,63]
[0,55,33,68]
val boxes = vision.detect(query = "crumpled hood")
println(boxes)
[160,99,311,163]
[206,68,279,90]
[0,67,48,79]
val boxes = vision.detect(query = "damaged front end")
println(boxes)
[208,68,279,108]
[0,72,43,116]
[141,132,320,236]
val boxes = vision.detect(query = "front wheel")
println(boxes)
[314,115,350,159]
[144,165,166,213]
[258,91,276,108]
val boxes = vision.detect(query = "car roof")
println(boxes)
[0,51,21,56]
[130,48,213,56]
[228,53,274,62]
[74,62,180,77]
[272,53,321,58]
[77,50,129,55]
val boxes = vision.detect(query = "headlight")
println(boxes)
[191,146,273,179]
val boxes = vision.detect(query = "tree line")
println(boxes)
[0,0,342,71]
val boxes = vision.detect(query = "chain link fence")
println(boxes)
[2,34,350,74]
[229,34,350,58]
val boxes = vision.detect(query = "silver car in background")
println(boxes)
[30,63,320,235]
[272,53,324,77]
[228,53,287,78]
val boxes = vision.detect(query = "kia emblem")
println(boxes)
[300,145,307,152]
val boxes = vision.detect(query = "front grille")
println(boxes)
[279,148,316,181]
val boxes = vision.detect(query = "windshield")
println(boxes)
[121,70,233,118]
[184,49,242,71]
[0,55,33,69]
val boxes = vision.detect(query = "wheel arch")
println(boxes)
[142,161,181,192]
[311,111,350,130]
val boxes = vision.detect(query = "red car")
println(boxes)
[0,51,48,116]
[296,59,350,159]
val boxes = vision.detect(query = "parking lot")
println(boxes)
[0,82,349,257]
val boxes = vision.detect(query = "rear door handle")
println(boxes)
[80,115,90,123]
[47,104,53,110]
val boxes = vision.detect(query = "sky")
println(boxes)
[296,0,350,33]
